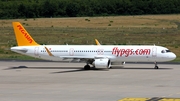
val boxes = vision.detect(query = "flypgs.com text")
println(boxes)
[112,47,151,57]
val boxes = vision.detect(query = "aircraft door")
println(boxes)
[69,48,74,56]
[152,47,157,57]
[34,47,39,56]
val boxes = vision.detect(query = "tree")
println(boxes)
[41,0,58,17]
[66,2,80,17]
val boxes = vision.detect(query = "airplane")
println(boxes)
[11,22,176,70]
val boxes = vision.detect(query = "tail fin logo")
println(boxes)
[17,25,33,43]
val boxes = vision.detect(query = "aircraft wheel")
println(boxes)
[154,66,159,69]
[154,62,159,69]
[84,65,90,70]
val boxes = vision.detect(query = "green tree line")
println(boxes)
[0,0,180,19]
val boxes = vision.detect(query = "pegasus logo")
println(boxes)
[17,25,33,43]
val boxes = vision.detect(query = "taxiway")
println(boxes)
[0,61,179,101]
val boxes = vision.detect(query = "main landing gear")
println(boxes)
[154,62,159,69]
[84,60,94,70]
[84,65,90,70]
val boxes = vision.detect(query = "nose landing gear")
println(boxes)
[154,62,159,69]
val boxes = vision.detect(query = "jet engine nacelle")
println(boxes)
[93,58,111,68]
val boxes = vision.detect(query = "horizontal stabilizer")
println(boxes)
[11,47,28,53]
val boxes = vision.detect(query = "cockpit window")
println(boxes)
[161,50,165,53]
[166,50,171,52]
[161,50,171,53]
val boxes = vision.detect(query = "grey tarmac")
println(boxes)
[0,61,180,101]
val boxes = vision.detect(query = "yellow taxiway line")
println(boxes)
[118,97,180,101]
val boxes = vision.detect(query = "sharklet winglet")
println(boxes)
[95,39,101,45]
[45,47,54,56]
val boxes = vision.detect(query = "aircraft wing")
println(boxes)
[59,55,116,59]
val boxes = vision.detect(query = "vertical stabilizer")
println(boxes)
[12,22,39,46]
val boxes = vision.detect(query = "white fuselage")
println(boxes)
[11,45,176,62]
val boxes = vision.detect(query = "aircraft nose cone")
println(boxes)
[170,53,176,60]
